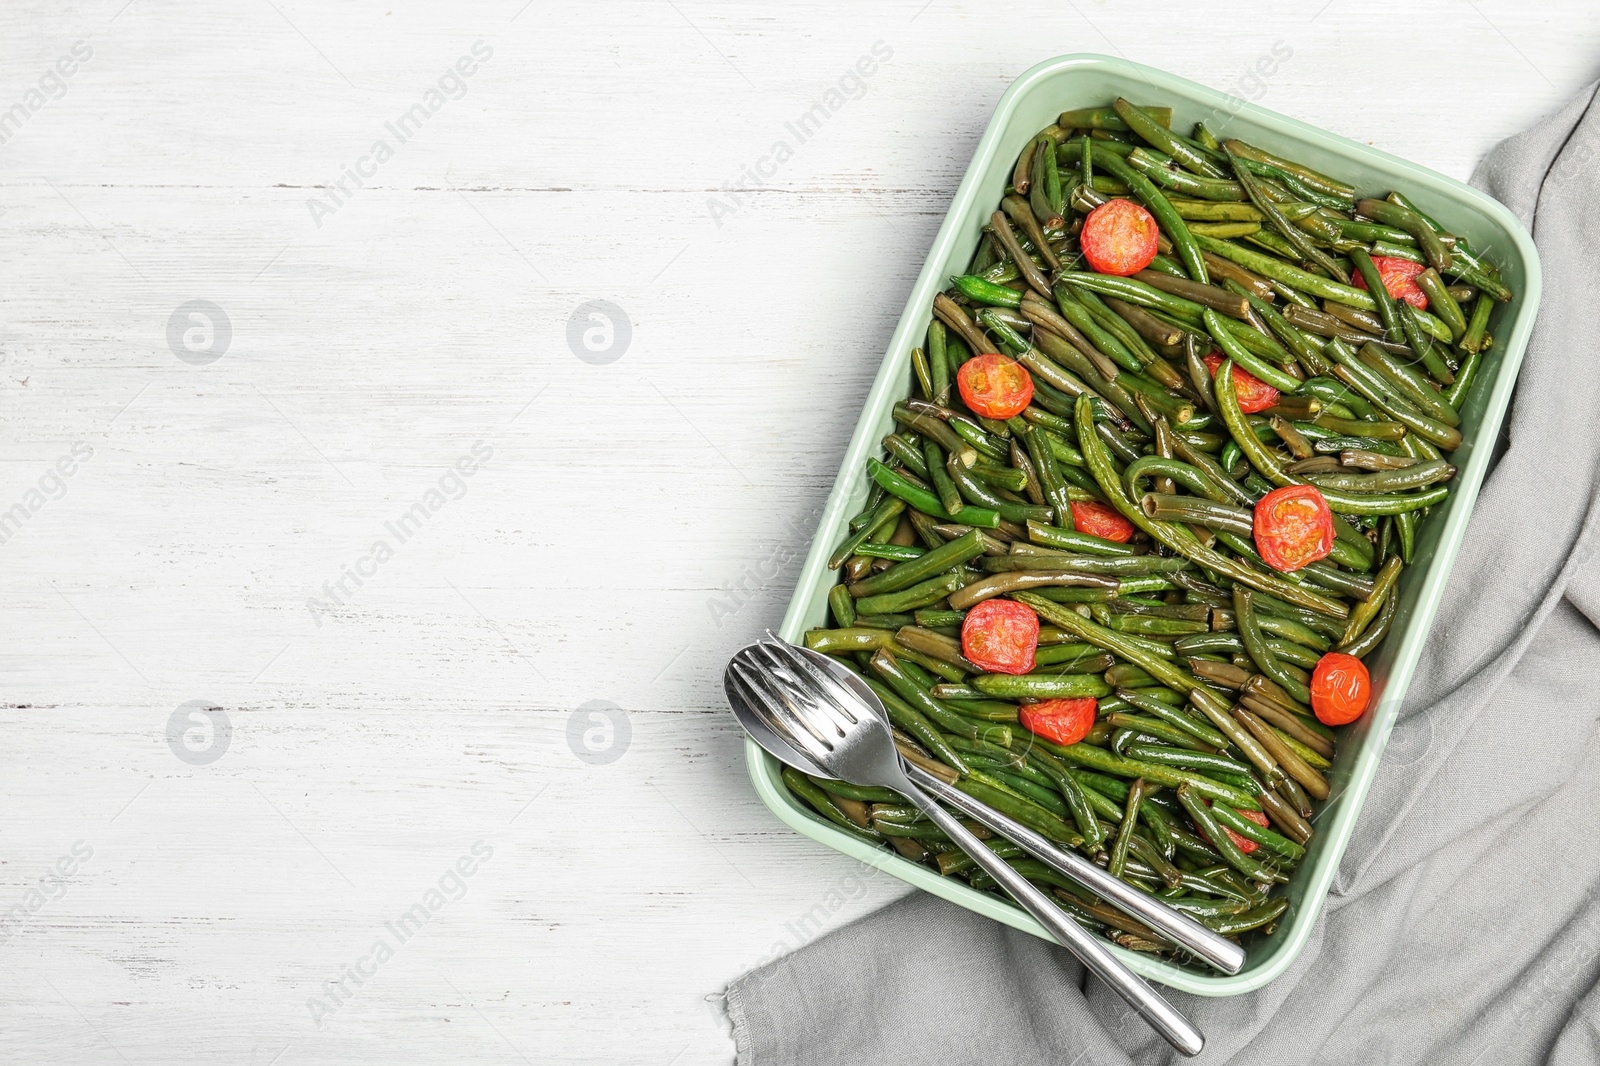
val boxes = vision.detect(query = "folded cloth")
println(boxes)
[726,82,1600,1066]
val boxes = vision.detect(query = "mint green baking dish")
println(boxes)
[750,53,1541,996]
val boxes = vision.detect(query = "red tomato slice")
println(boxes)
[1019,697,1097,747]
[1311,651,1371,726]
[958,353,1034,419]
[1203,351,1280,415]
[1069,500,1134,543]
[1080,199,1159,276]
[960,598,1038,675]
[1350,255,1428,310]
[1252,485,1334,572]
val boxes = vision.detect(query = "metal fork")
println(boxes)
[727,637,1205,1057]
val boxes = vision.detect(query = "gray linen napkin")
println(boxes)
[727,83,1600,1066]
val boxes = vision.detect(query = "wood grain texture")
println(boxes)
[0,0,1594,1061]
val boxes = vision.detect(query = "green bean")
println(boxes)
[1194,234,1376,310]
[827,584,856,628]
[1034,736,1261,811]
[1235,707,1329,801]
[940,451,1056,521]
[947,569,1117,610]
[1307,459,1454,495]
[853,572,963,616]
[1230,143,1349,283]
[1059,105,1172,130]
[1413,268,1467,340]
[1061,271,1206,326]
[881,434,928,478]
[1348,247,1404,343]
[829,496,905,569]
[951,274,1022,308]
[1089,609,1208,636]
[1443,348,1483,411]
[1121,741,1255,780]
[1002,195,1058,271]
[1398,300,1457,384]
[1460,292,1494,355]
[971,673,1110,699]
[1123,146,1248,200]
[1145,492,1254,534]
[1211,357,1290,488]
[1072,285,1174,374]
[1108,777,1150,879]
[849,529,986,597]
[988,210,1053,298]
[911,346,934,402]
[954,776,1082,846]
[1204,309,1302,393]
[803,627,900,655]
[928,319,952,406]
[1234,587,1312,705]
[868,458,1000,529]
[1208,897,1290,935]
[988,770,1072,818]
[1024,519,1138,556]
[1175,784,1286,883]
[947,413,1010,462]
[1115,687,1231,747]
[1330,365,1461,452]
[1356,198,1450,272]
[1357,343,1461,427]
[923,440,964,517]
[1049,286,1148,376]
[1104,713,1215,753]
[892,403,978,465]
[983,550,1192,575]
[1338,555,1402,647]
[783,767,882,843]
[893,625,975,672]
[869,650,1008,749]
[1338,585,1398,657]
[1112,99,1222,178]
[1222,139,1354,200]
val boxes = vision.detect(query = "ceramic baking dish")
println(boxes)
[750,53,1541,995]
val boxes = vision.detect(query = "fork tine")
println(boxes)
[728,670,818,767]
[730,657,834,754]
[747,643,854,739]
[760,637,862,725]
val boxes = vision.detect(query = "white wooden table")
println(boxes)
[0,2,1593,1061]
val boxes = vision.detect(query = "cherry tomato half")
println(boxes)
[1311,651,1371,726]
[958,353,1034,420]
[1252,485,1335,572]
[1202,351,1280,415]
[960,598,1038,675]
[1019,697,1097,747]
[1350,255,1428,310]
[1080,199,1159,276]
[1199,801,1270,854]
[1069,500,1134,543]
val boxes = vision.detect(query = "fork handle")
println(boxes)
[904,764,1246,976]
[897,777,1205,1057]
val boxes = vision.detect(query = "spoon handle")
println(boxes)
[904,764,1246,975]
[896,776,1205,1057]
